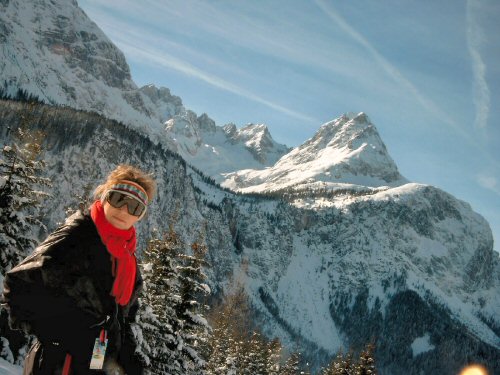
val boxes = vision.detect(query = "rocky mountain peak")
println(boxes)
[140,84,183,108]
[0,0,173,136]
[1,0,133,96]
[222,123,238,137]
[307,112,377,151]
[197,113,217,133]
[225,123,269,142]
[165,110,198,136]
[222,113,406,192]
[224,123,290,164]
[164,110,217,144]
[139,84,184,123]
[298,112,405,184]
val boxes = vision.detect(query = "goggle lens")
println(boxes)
[106,192,146,217]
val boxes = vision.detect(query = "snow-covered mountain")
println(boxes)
[166,112,290,180]
[0,0,288,177]
[1,101,498,375]
[1,0,499,373]
[222,122,290,165]
[0,0,164,136]
[222,112,407,193]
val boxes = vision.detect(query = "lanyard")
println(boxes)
[61,328,107,374]
[62,353,72,375]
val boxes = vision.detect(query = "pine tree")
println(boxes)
[136,228,184,374]
[174,240,211,374]
[280,351,302,375]
[353,343,377,375]
[0,125,51,273]
[136,227,211,375]
[0,123,51,365]
[321,345,378,375]
[240,331,268,375]
[321,352,344,375]
[321,350,354,375]
[205,286,253,375]
[64,182,95,217]
[204,285,289,375]
[266,338,283,375]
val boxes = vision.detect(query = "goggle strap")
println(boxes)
[108,182,148,206]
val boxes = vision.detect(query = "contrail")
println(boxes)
[466,0,490,129]
[314,0,460,130]
[97,16,318,125]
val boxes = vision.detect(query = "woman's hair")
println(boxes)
[93,164,157,203]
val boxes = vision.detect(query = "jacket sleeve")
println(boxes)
[2,219,104,348]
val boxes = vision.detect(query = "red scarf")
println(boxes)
[90,200,137,306]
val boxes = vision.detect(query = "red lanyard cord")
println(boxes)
[62,353,72,375]
[99,328,107,344]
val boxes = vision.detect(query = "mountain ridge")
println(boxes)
[222,112,408,193]
[0,0,292,177]
[0,97,498,374]
[1,0,499,373]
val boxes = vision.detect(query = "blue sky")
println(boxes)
[77,0,500,251]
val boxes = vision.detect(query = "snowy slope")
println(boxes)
[222,112,408,193]
[222,122,291,165]
[0,102,498,374]
[0,359,20,375]
[166,111,290,180]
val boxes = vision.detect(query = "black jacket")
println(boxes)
[2,210,143,374]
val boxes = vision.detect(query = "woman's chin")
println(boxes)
[109,217,131,230]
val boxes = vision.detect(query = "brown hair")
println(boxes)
[94,164,156,203]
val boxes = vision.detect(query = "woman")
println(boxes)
[2,165,156,374]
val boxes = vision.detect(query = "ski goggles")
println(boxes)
[106,191,147,217]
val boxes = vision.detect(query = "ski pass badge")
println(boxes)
[89,329,108,370]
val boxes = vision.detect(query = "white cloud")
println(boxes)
[478,174,499,195]
[466,0,491,129]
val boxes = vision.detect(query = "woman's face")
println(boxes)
[103,200,141,230]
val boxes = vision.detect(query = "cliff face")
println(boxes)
[0,0,154,129]
[1,101,498,374]
[0,0,289,175]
